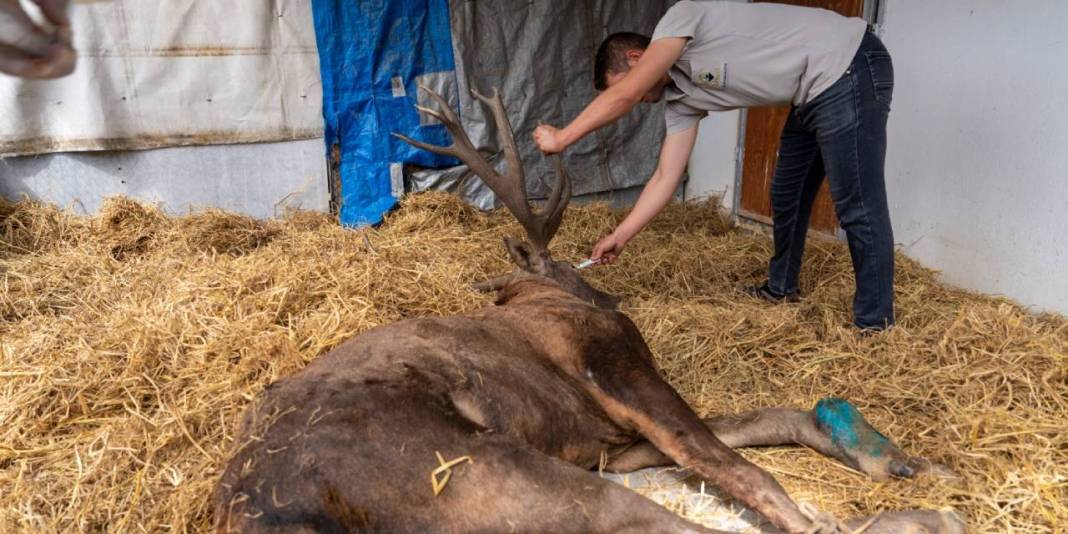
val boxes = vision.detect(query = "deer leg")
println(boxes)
[706,400,942,482]
[219,386,726,534]
[581,327,964,534]
[844,510,966,534]
[599,443,963,534]
[607,400,939,483]
[429,438,729,534]
[602,440,676,473]
[582,347,824,533]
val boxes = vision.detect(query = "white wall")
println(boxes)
[880,0,1068,314]
[0,140,330,219]
[686,1,1068,315]
[685,110,742,208]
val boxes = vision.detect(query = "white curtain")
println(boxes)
[0,0,323,157]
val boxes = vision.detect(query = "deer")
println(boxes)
[213,86,965,534]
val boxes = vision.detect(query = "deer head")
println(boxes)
[394,86,619,309]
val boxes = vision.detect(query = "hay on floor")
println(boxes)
[0,193,1064,533]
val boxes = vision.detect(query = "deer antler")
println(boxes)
[393,86,572,251]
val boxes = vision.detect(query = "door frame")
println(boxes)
[731,0,883,231]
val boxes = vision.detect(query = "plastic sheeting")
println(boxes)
[0,1,323,157]
[412,0,678,207]
[315,0,676,223]
[3,0,676,225]
[311,0,459,226]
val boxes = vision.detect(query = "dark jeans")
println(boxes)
[767,31,895,329]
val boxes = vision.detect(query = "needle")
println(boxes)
[574,258,603,270]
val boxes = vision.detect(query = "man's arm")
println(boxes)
[0,0,74,79]
[592,122,699,263]
[534,37,687,154]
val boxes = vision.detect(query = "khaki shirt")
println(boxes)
[652,1,866,133]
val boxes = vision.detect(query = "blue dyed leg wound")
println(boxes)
[814,397,893,462]
[814,398,926,480]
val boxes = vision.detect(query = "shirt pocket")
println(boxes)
[865,50,894,110]
[690,60,728,91]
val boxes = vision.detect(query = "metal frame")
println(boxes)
[730,109,748,228]
[864,0,885,29]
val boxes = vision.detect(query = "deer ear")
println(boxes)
[504,237,536,271]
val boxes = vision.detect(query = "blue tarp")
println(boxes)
[310,0,458,226]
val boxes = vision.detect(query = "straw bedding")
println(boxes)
[1,193,1064,533]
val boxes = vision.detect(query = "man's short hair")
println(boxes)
[594,32,651,91]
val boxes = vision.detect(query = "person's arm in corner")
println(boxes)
[0,0,74,78]
[592,122,699,263]
[534,37,687,154]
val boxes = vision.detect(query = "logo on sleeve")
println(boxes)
[693,64,727,90]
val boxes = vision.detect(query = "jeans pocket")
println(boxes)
[865,50,894,110]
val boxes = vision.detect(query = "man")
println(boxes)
[0,0,75,78]
[534,0,896,331]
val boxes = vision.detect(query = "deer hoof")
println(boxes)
[814,397,934,482]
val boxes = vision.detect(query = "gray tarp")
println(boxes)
[409,0,678,209]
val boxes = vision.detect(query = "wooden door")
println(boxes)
[739,0,866,233]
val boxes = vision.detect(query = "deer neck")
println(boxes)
[493,276,575,307]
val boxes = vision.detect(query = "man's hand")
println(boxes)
[533,124,568,154]
[32,0,71,28]
[0,0,75,79]
[592,233,628,265]
[587,124,699,267]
